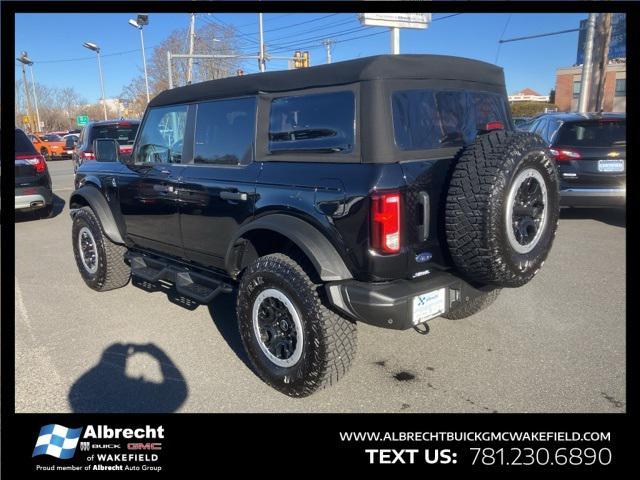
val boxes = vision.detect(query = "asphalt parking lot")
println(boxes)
[15,159,626,413]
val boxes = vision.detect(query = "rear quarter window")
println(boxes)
[268,91,355,154]
[392,90,509,151]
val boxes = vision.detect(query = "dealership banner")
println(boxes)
[2,413,632,474]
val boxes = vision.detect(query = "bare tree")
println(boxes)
[121,22,245,112]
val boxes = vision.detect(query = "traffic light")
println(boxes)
[292,51,310,69]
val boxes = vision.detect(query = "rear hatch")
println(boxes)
[392,88,512,276]
[15,129,47,187]
[553,118,626,187]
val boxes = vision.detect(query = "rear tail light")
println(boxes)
[486,121,504,131]
[549,148,581,161]
[371,191,401,254]
[16,154,47,173]
[83,150,95,160]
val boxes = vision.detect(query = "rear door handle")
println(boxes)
[220,191,248,201]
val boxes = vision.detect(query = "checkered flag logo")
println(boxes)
[32,424,83,459]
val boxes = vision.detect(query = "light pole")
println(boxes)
[258,13,266,72]
[129,14,150,104]
[17,52,41,132]
[83,42,108,120]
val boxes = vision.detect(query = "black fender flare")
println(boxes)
[69,186,125,244]
[226,214,353,282]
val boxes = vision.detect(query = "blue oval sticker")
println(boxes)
[415,252,432,263]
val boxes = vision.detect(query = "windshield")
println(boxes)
[89,123,139,146]
[555,120,625,147]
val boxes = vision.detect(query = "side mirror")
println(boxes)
[93,138,119,163]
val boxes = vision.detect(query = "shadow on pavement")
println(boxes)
[68,343,188,413]
[207,292,255,374]
[560,207,625,228]
[15,193,66,223]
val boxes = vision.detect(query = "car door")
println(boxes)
[116,104,190,258]
[178,96,259,271]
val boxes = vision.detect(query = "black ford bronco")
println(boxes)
[70,55,559,397]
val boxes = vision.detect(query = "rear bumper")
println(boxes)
[15,186,53,210]
[560,187,626,207]
[326,270,487,330]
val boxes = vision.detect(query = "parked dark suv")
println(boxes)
[73,119,140,172]
[70,55,559,397]
[15,128,54,218]
[526,112,625,207]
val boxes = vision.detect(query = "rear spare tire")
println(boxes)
[445,131,559,287]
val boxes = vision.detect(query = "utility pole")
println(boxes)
[167,51,173,89]
[187,13,196,84]
[578,13,597,113]
[322,39,333,64]
[390,27,400,54]
[258,13,266,72]
[593,13,612,112]
[19,63,33,131]
[28,64,42,131]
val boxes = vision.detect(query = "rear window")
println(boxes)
[555,120,626,147]
[269,91,355,154]
[89,123,139,146]
[15,129,38,155]
[42,134,62,142]
[392,90,509,151]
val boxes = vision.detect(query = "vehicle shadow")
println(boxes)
[15,193,66,223]
[130,277,256,376]
[559,207,626,228]
[207,292,255,373]
[68,342,188,413]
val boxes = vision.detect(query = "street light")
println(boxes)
[17,52,42,132]
[83,41,108,120]
[129,14,150,104]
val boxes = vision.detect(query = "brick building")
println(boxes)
[555,62,626,113]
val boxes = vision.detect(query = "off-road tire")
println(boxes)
[445,131,559,287]
[237,253,357,397]
[72,206,130,291]
[442,287,501,320]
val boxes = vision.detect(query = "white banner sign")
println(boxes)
[358,13,431,29]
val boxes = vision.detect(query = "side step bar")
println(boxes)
[125,252,233,304]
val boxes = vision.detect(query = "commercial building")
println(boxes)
[555,61,626,112]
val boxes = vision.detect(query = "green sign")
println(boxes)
[76,115,89,126]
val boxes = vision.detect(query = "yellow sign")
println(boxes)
[22,115,30,124]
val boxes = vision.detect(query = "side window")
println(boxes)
[268,91,355,153]
[134,105,188,164]
[194,97,256,165]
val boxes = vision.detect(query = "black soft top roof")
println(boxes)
[150,54,505,107]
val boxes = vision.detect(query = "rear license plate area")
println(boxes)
[412,288,446,325]
[598,159,624,172]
